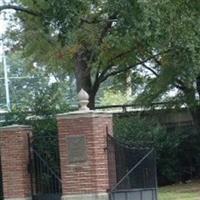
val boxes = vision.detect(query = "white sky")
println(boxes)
[0,0,15,33]
[0,8,8,34]
[0,11,8,56]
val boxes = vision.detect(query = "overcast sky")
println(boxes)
[0,13,5,57]
[0,7,11,57]
[0,15,6,34]
[0,23,6,35]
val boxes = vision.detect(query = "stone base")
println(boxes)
[62,193,109,200]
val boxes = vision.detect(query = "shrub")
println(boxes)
[114,113,200,186]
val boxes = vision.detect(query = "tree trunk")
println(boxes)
[88,91,96,110]
[74,50,99,110]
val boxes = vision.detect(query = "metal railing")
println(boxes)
[28,134,62,200]
[95,101,186,112]
[107,135,158,200]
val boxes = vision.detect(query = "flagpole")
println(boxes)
[1,35,10,111]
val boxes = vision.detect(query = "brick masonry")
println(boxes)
[0,125,32,200]
[57,112,117,198]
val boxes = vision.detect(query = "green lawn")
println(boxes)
[159,180,200,200]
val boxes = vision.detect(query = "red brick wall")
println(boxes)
[57,114,116,195]
[0,126,32,199]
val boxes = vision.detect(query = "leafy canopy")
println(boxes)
[3,0,155,82]
[2,0,200,108]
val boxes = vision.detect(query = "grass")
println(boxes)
[159,180,200,200]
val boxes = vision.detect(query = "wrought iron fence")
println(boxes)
[30,135,61,174]
[28,134,62,200]
[108,135,158,200]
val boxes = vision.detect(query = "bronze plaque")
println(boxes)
[67,135,87,163]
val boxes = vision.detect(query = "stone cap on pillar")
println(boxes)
[0,124,32,132]
[57,110,113,119]
[57,89,113,119]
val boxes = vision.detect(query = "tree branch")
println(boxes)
[97,48,136,81]
[0,4,41,17]
[145,49,162,66]
[174,78,187,91]
[99,50,170,83]
[87,14,117,70]
[98,14,116,44]
[108,48,135,64]
[141,62,159,77]
[142,50,188,92]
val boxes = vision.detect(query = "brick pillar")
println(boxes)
[57,111,116,200]
[0,125,32,200]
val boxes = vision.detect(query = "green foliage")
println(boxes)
[0,50,72,111]
[99,89,133,106]
[134,0,200,106]
[114,114,164,145]
[2,0,200,109]
[29,83,70,115]
[2,0,153,103]
[114,113,200,185]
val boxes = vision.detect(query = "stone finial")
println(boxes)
[78,89,90,111]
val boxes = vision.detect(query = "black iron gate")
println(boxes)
[28,134,62,200]
[0,156,3,200]
[108,135,158,200]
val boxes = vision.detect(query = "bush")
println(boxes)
[114,113,200,186]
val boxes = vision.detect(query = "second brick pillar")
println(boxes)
[57,111,116,200]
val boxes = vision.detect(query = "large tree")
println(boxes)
[0,0,169,109]
[1,0,200,120]
[134,0,200,131]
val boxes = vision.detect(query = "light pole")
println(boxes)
[0,35,11,111]
[2,50,10,111]
[0,41,37,111]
